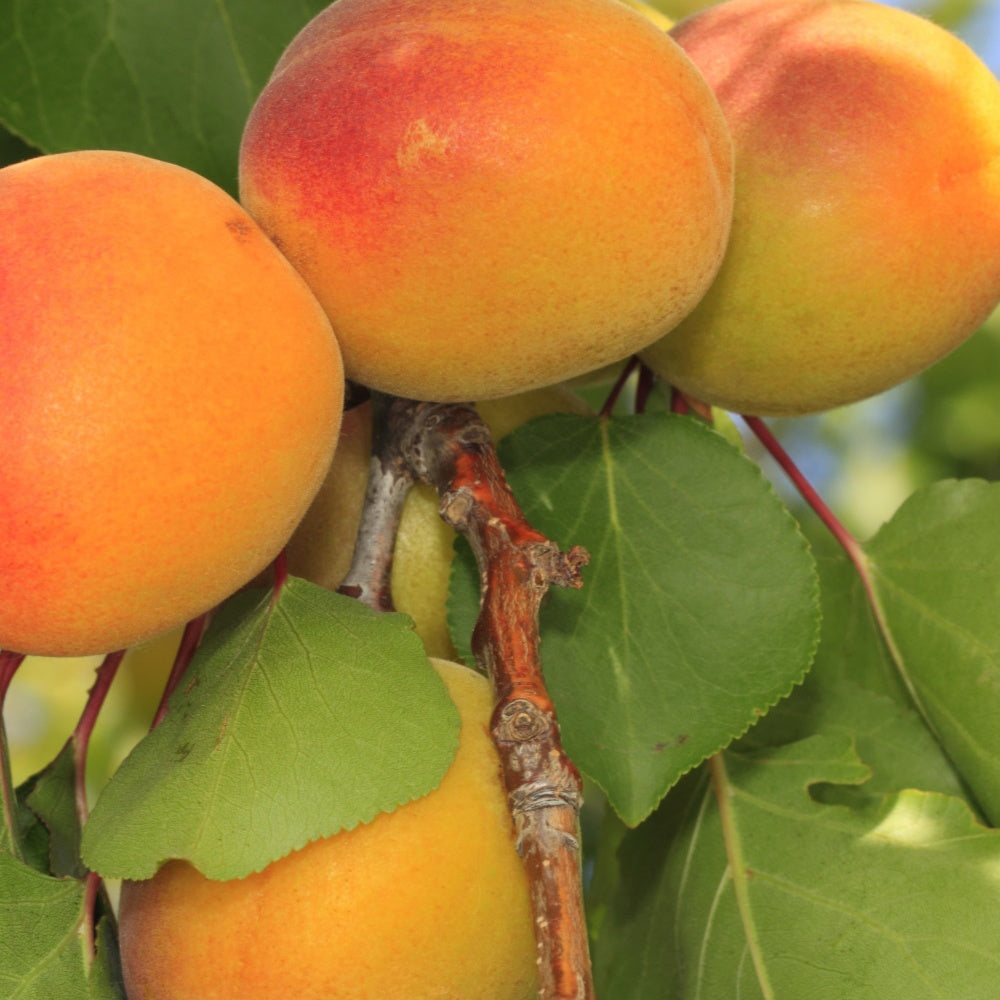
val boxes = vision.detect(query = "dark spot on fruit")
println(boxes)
[226,217,254,242]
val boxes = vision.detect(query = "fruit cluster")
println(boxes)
[1,0,998,997]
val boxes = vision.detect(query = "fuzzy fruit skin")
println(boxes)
[239,0,733,402]
[0,151,344,657]
[641,0,1000,417]
[118,659,538,1000]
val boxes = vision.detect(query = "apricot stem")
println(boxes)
[70,650,125,968]
[389,397,595,1000]
[599,357,640,417]
[72,651,125,826]
[337,394,414,612]
[742,414,953,759]
[150,613,210,730]
[0,650,27,860]
[741,415,867,568]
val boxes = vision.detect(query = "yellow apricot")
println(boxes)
[239,0,733,401]
[0,151,344,657]
[642,0,1000,416]
[118,658,538,1000]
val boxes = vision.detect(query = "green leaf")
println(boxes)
[0,853,88,1000]
[81,578,460,880]
[0,0,327,194]
[740,675,970,805]
[454,412,821,826]
[802,522,906,700]
[740,522,969,805]
[863,479,1000,823]
[88,917,125,1000]
[21,741,85,879]
[0,122,35,167]
[593,735,1000,1000]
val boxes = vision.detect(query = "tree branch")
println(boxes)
[388,396,595,1000]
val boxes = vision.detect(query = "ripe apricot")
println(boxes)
[239,0,733,401]
[118,658,538,1000]
[641,0,1000,416]
[0,151,344,657]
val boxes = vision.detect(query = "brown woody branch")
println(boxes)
[384,396,595,1000]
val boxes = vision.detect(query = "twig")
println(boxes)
[388,397,595,1000]
[72,649,126,968]
[337,394,414,612]
[150,613,211,730]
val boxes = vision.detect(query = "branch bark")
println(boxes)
[385,396,596,1000]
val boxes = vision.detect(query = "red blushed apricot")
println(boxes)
[239,0,733,402]
[641,0,1000,416]
[0,151,344,657]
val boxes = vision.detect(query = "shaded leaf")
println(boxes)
[863,479,1000,823]
[81,578,460,880]
[740,522,969,806]
[594,735,1000,1000]
[88,917,125,1000]
[741,675,970,806]
[802,521,906,700]
[0,0,327,193]
[0,122,35,166]
[0,853,88,1000]
[21,741,85,878]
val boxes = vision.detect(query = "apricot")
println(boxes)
[0,151,344,657]
[118,658,538,1000]
[641,0,1000,416]
[238,0,733,402]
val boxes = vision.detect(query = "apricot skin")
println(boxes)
[0,151,344,657]
[641,0,1000,416]
[239,0,733,401]
[118,659,538,1000]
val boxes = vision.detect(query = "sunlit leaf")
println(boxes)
[453,412,821,825]
[81,579,459,880]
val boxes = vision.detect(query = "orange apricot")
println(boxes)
[239,0,733,402]
[118,659,538,1000]
[641,0,1000,416]
[0,151,344,657]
